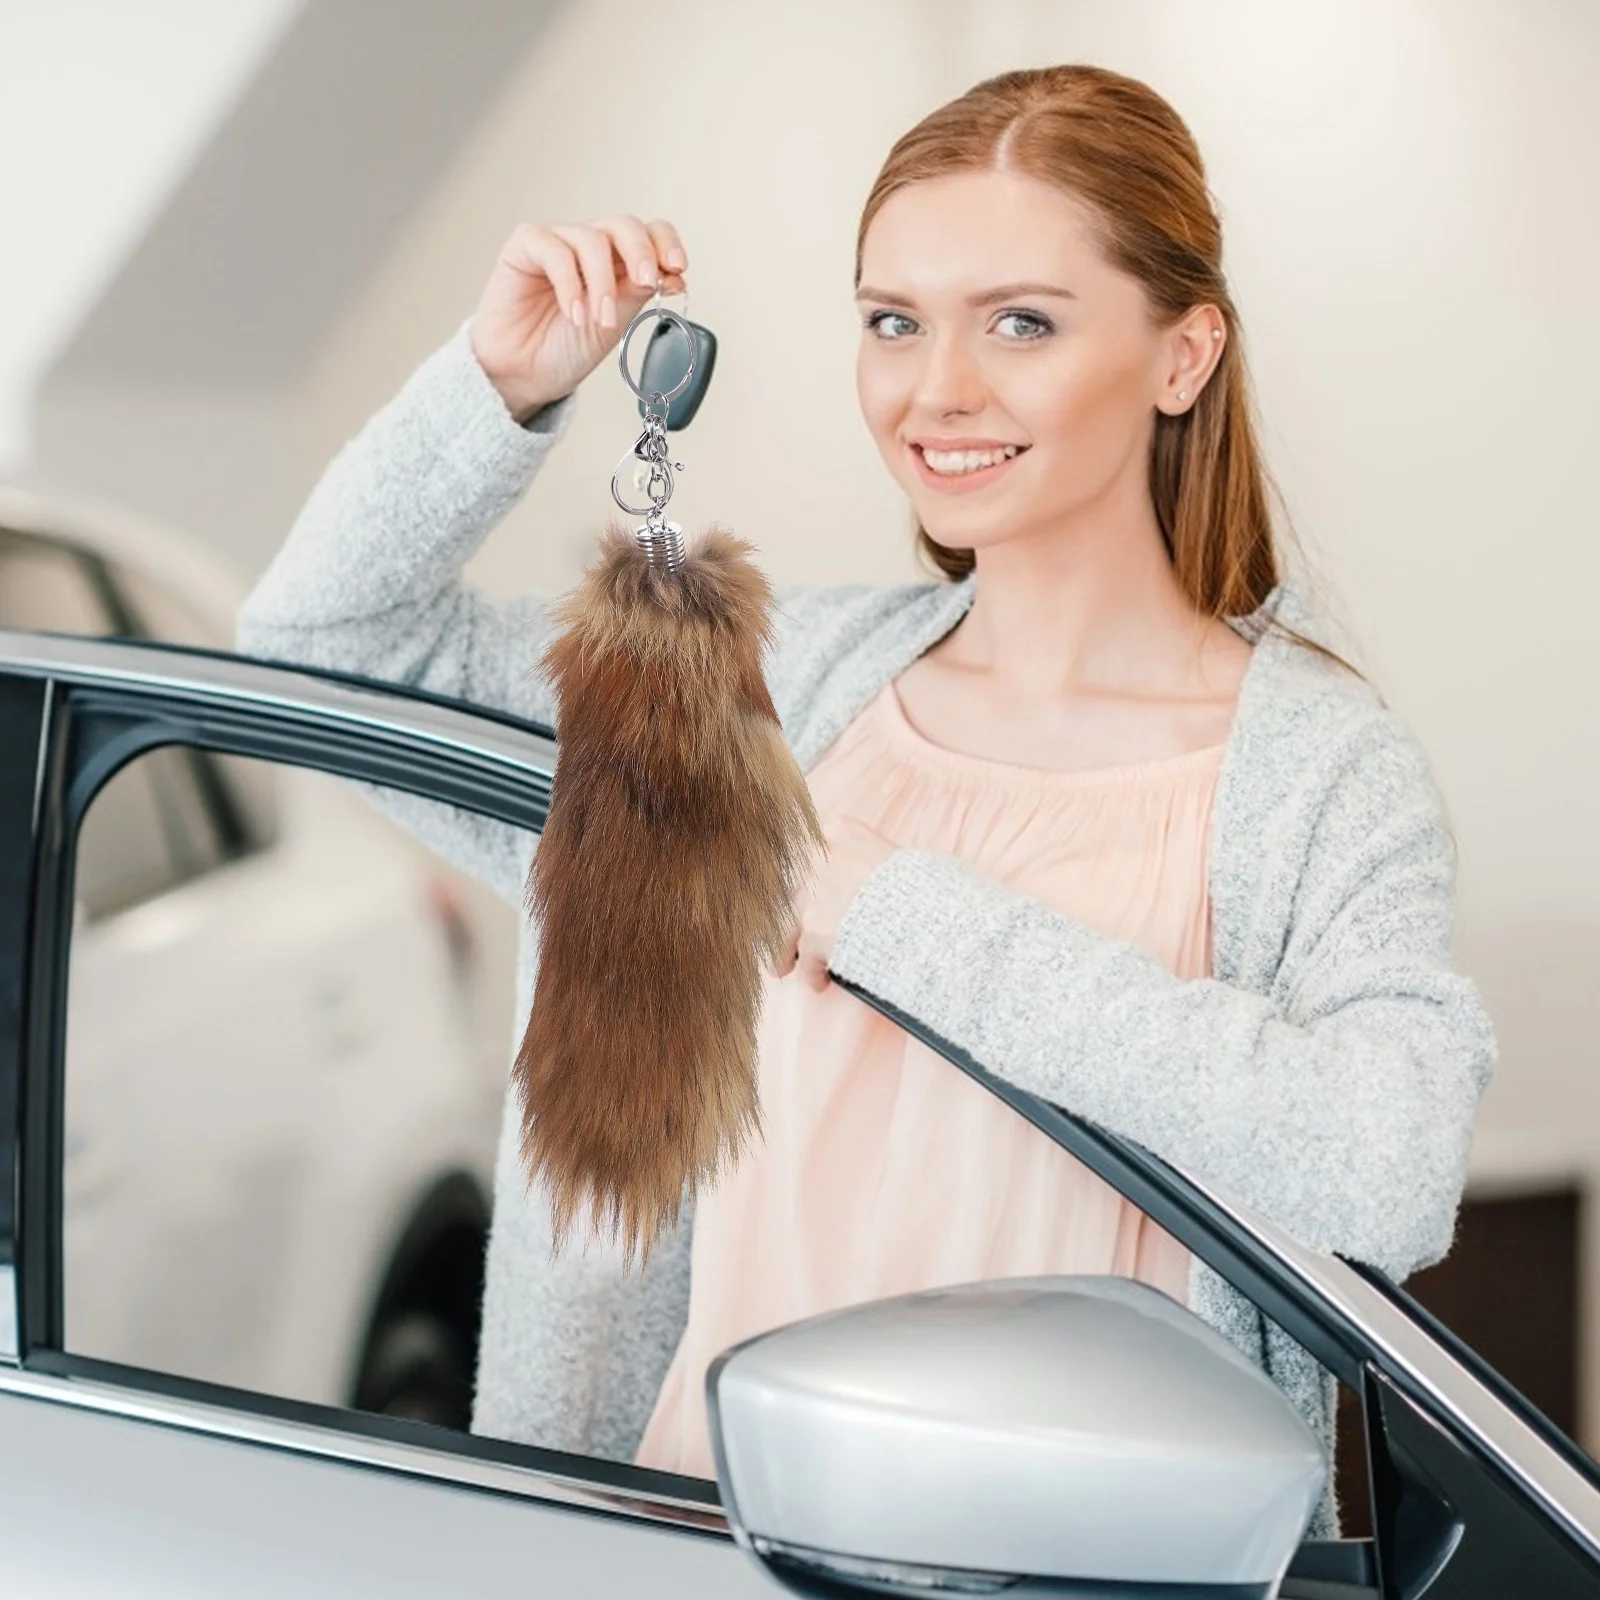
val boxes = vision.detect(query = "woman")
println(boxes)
[235,64,1496,1538]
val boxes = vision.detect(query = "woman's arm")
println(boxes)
[235,321,578,904]
[826,711,1498,1283]
[236,319,575,715]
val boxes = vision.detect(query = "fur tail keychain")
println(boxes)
[512,300,826,1268]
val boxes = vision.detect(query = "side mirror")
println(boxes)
[708,1276,1326,1598]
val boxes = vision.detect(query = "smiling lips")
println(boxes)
[909,440,1030,491]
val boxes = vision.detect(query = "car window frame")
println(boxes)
[0,528,271,902]
[87,546,270,866]
[1,626,1598,1597]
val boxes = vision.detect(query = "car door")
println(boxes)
[3,626,1600,1599]
[0,627,775,1598]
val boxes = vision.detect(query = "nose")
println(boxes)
[909,326,989,418]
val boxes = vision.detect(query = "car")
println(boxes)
[1,618,1598,1597]
[0,487,516,1428]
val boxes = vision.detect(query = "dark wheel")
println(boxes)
[354,1309,473,1430]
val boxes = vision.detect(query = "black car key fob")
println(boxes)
[635,315,716,430]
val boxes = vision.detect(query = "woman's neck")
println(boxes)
[939,518,1223,701]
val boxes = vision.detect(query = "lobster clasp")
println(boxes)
[611,304,696,548]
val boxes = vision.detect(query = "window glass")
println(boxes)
[207,748,283,855]
[64,752,516,1437]
[75,741,238,923]
[76,751,190,920]
[157,746,230,877]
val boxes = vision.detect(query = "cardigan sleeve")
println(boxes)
[233,320,581,907]
[236,320,580,720]
[826,711,1499,1283]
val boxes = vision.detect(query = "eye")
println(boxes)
[862,309,917,341]
[995,309,1053,341]
[861,308,1054,342]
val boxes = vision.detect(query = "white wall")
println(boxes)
[0,0,304,476]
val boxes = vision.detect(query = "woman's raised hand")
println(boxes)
[469,215,689,423]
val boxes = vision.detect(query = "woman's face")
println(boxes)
[855,168,1192,558]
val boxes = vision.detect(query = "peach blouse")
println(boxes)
[634,675,1224,1479]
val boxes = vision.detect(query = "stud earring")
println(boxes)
[1177,389,1189,402]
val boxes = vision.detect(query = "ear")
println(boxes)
[1158,304,1226,415]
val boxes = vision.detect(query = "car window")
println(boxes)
[75,748,222,921]
[0,529,113,634]
[64,750,517,1442]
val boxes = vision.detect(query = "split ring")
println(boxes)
[616,306,698,404]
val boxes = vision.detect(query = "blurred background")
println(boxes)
[3,0,1596,1508]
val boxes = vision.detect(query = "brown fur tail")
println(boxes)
[511,518,826,1268]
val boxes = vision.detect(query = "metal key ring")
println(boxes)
[616,305,698,403]
[611,450,673,516]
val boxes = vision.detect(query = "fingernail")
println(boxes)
[570,298,585,325]
[635,260,658,287]
[667,247,686,269]
[601,294,616,328]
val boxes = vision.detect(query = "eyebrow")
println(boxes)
[854,281,1079,307]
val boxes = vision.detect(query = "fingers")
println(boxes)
[471,213,688,421]
[550,222,622,330]
[781,913,833,993]
[770,917,832,991]
[499,221,585,324]
[550,216,690,333]
[601,213,667,297]
[645,217,688,274]
[606,214,690,299]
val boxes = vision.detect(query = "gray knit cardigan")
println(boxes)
[235,323,1498,1540]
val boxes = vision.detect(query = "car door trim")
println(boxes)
[0,1264,16,1363]
[0,1351,731,1536]
[0,671,50,1363]
[0,629,560,797]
